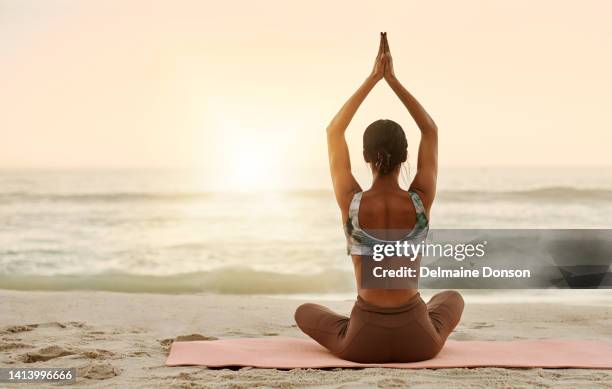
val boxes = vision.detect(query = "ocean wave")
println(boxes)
[437,187,612,202]
[0,267,355,294]
[0,190,332,203]
[0,192,215,203]
[1,187,611,204]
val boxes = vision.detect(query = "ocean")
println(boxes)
[1,167,611,296]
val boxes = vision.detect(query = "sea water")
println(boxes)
[1,167,611,296]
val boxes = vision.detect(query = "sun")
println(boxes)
[218,131,281,192]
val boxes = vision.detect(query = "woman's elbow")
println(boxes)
[326,125,343,140]
[428,118,438,133]
[424,121,438,137]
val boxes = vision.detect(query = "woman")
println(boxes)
[294,33,464,363]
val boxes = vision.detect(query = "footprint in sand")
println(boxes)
[0,341,33,351]
[78,362,121,380]
[79,349,116,360]
[126,350,150,357]
[3,325,37,334]
[20,345,74,363]
[3,321,79,334]
[35,322,67,329]
[81,331,109,341]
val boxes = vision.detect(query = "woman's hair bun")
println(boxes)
[363,119,407,175]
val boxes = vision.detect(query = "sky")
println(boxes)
[1,0,611,189]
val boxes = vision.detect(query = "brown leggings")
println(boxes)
[294,291,464,363]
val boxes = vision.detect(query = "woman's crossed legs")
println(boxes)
[294,290,464,363]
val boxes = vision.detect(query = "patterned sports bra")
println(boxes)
[344,190,429,256]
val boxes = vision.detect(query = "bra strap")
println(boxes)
[408,190,426,216]
[348,191,363,227]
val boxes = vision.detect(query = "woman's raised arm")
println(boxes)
[382,33,438,212]
[327,34,386,215]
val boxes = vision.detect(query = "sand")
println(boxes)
[0,290,611,388]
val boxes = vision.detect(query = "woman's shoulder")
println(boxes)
[359,189,415,214]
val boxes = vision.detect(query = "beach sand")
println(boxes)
[0,290,611,388]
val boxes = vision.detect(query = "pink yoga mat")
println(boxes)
[166,336,612,369]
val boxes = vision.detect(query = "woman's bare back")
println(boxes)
[350,188,423,307]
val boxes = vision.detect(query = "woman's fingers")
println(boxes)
[383,32,390,54]
[377,32,384,57]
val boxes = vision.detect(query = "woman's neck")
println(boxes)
[370,169,402,191]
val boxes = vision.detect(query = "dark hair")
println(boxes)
[363,119,407,175]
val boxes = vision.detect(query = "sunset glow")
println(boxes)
[1,1,611,190]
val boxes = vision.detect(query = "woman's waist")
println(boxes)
[356,288,422,311]
[353,255,421,290]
